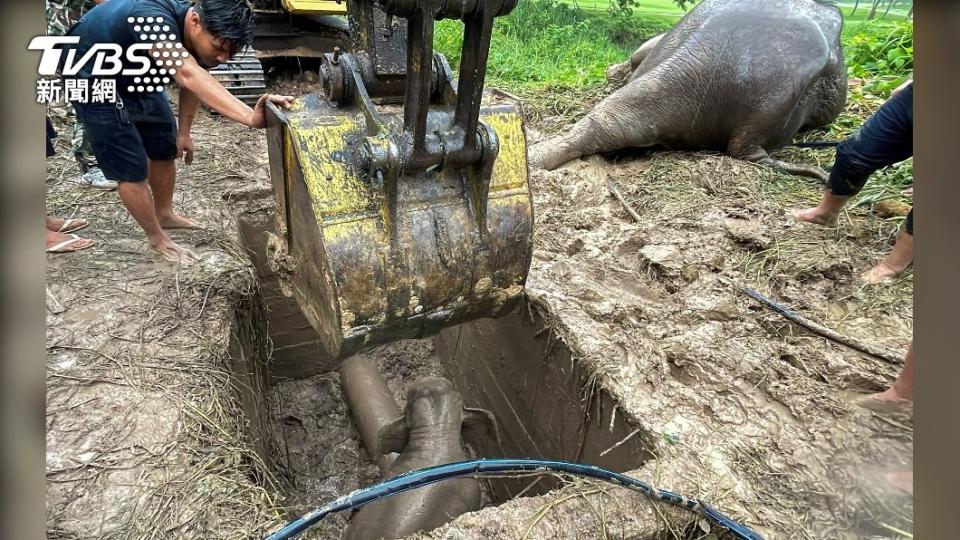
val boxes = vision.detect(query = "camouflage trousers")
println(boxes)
[47,0,100,173]
[69,117,98,172]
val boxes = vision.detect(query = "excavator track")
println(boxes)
[208,48,266,111]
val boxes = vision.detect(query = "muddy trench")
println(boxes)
[227,211,660,539]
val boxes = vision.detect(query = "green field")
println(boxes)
[558,0,911,22]
[559,0,688,20]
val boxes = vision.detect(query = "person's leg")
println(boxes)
[71,121,96,174]
[863,211,913,283]
[876,341,913,402]
[147,158,202,229]
[116,181,192,258]
[75,101,195,261]
[137,99,202,230]
[857,341,913,412]
[793,84,914,225]
[793,192,849,225]
[45,227,93,252]
[45,114,92,253]
[46,216,88,233]
[73,120,117,190]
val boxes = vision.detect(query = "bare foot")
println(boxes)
[885,470,913,495]
[791,206,837,226]
[149,235,198,262]
[46,216,89,233]
[158,213,204,230]
[46,230,93,253]
[853,387,911,413]
[862,262,902,284]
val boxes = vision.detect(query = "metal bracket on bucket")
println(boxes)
[264,0,532,365]
[320,0,517,242]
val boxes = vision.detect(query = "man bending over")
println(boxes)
[68,0,293,260]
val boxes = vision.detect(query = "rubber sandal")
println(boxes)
[46,234,93,253]
[57,218,89,234]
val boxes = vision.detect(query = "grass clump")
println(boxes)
[435,3,617,91]
[843,20,913,98]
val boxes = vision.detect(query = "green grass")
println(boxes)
[558,0,911,22]
[835,1,911,21]
[559,0,683,16]
[435,0,670,93]
[843,19,913,97]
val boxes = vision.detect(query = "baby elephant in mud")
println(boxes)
[342,377,498,540]
[529,0,847,181]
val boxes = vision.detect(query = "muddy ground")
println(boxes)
[477,147,913,539]
[46,77,912,539]
[45,103,285,539]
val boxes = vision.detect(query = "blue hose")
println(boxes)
[263,458,764,540]
[787,141,839,148]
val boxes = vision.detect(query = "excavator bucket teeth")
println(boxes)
[265,93,533,363]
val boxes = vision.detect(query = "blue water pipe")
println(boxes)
[787,140,839,148]
[263,458,764,540]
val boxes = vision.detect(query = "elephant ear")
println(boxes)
[376,416,409,455]
[461,407,500,452]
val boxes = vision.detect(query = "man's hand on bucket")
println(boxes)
[249,94,296,128]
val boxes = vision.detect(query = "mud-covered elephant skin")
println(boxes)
[342,377,498,540]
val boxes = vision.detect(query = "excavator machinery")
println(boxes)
[210,0,351,104]
[261,0,534,364]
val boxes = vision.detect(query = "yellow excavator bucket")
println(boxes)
[280,0,348,15]
[265,94,532,362]
[264,0,531,365]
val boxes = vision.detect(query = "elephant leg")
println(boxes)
[606,33,665,84]
[529,119,598,171]
[531,80,664,171]
[529,112,658,171]
[628,33,665,70]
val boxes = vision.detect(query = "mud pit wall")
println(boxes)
[434,306,657,500]
[228,292,275,462]
[238,212,339,378]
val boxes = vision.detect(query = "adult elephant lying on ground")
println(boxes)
[529,0,846,180]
